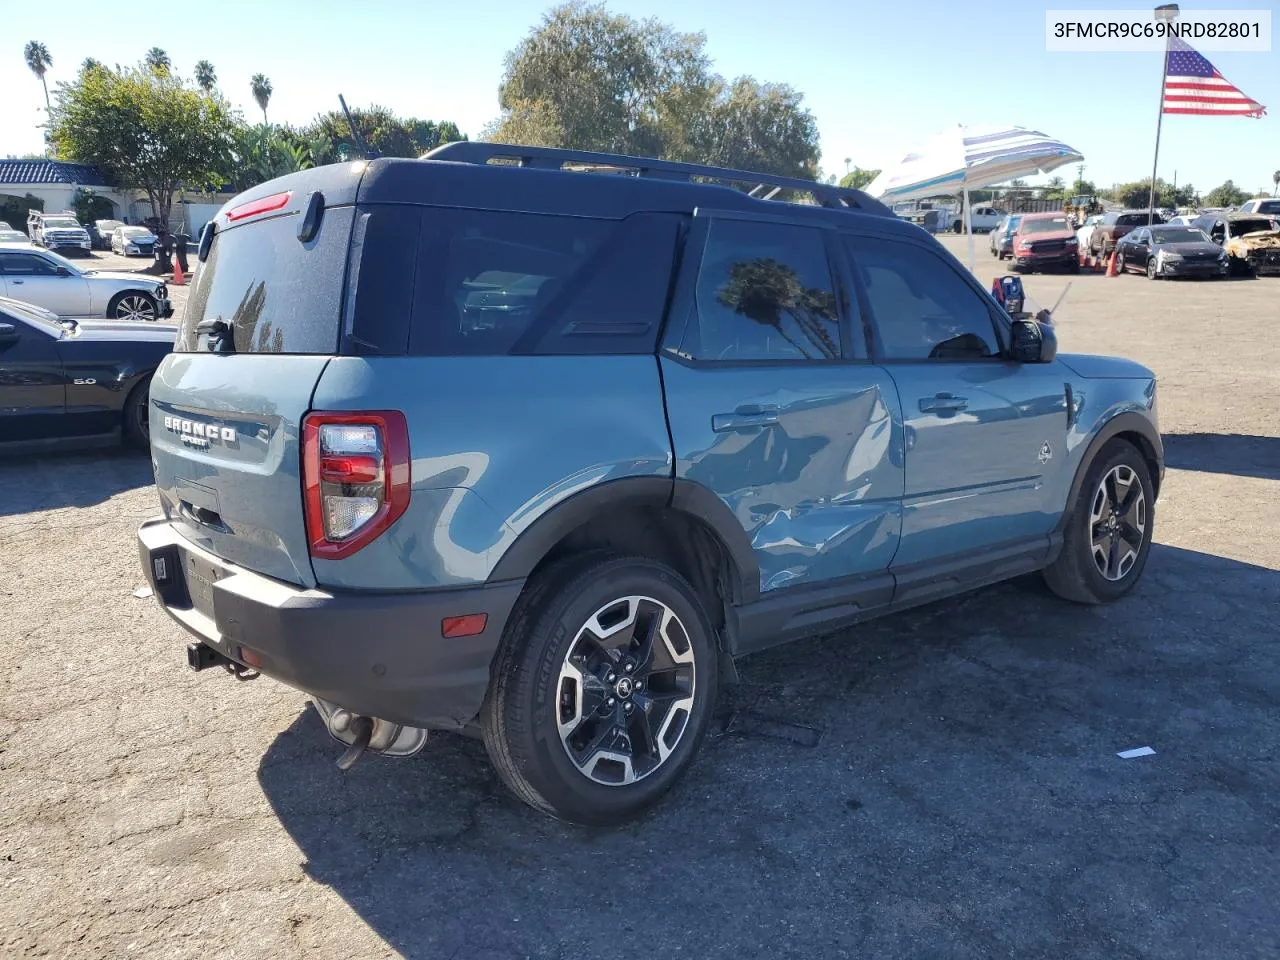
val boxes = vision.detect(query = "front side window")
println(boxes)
[681,218,844,362]
[845,237,1001,361]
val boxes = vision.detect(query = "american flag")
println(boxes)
[1163,37,1265,117]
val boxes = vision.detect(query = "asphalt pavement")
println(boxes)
[1,234,1277,959]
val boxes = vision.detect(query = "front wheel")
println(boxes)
[1043,439,1155,604]
[109,291,159,321]
[1146,257,1159,279]
[482,554,718,824]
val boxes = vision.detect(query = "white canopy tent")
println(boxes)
[864,125,1084,267]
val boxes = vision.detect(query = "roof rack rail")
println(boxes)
[423,141,893,217]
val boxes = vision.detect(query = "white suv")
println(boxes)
[0,247,171,320]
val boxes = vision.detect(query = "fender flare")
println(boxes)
[487,476,760,603]
[1055,412,1164,535]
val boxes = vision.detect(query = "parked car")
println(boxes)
[0,227,28,243]
[1088,210,1165,258]
[137,146,1163,825]
[1011,212,1080,272]
[26,211,92,255]
[1115,225,1228,279]
[89,218,124,250]
[1190,212,1280,276]
[953,204,1005,233]
[1237,198,1280,216]
[988,214,1023,259]
[111,225,158,257]
[1164,215,1196,227]
[0,295,175,452]
[0,248,172,320]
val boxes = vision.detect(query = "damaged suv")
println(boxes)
[138,145,1163,824]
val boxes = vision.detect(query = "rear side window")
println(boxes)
[408,209,681,356]
[678,218,844,362]
[176,206,354,354]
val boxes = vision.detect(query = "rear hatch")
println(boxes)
[149,166,362,587]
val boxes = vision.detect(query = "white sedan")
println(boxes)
[0,228,29,243]
[0,247,171,320]
[110,225,158,257]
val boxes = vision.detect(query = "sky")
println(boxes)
[3,0,1278,195]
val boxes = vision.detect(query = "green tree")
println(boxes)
[303,107,466,164]
[145,47,170,74]
[1042,175,1066,201]
[194,60,217,93]
[250,73,273,124]
[1204,179,1249,208]
[50,64,235,225]
[839,167,880,191]
[227,124,312,192]
[488,2,820,178]
[24,41,53,113]
[81,58,103,74]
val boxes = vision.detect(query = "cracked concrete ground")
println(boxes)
[2,233,1277,959]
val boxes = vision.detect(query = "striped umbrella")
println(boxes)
[865,124,1084,266]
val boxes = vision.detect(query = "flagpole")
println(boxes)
[1147,5,1179,224]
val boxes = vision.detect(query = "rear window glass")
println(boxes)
[1116,214,1152,226]
[176,206,353,354]
[1233,218,1277,236]
[408,209,681,356]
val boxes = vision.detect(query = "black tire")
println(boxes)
[1116,253,1126,273]
[122,376,152,449]
[108,291,159,321]
[1067,258,1081,274]
[1043,439,1155,604]
[1146,257,1159,280]
[481,553,719,824]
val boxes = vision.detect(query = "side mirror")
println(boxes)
[0,322,19,345]
[55,266,72,277]
[1009,318,1057,363]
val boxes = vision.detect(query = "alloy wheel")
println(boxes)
[1089,464,1146,581]
[556,595,696,786]
[115,295,156,321]
[1146,258,1158,279]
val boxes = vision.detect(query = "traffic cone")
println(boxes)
[171,257,186,286]
[1105,249,1118,277]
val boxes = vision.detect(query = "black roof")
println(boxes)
[216,144,920,240]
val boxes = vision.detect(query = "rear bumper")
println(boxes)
[137,517,523,729]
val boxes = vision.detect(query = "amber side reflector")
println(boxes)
[226,191,292,222]
[442,614,488,638]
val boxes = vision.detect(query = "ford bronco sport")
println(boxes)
[138,143,1163,824]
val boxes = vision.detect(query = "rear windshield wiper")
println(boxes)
[195,318,235,353]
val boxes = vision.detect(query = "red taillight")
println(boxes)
[302,411,410,560]
[226,191,292,223]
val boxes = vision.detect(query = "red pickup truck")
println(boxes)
[1011,212,1080,273]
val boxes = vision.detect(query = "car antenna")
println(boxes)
[338,94,378,160]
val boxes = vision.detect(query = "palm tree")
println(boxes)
[24,41,52,112]
[1273,170,1280,197]
[194,60,216,93]
[81,57,103,73]
[250,74,273,125]
[145,47,170,74]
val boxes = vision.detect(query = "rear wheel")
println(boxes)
[1043,440,1154,604]
[482,554,718,824]
[108,291,159,321]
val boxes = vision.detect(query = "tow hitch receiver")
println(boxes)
[186,642,259,680]
[312,698,430,770]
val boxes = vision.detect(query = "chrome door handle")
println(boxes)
[919,393,968,413]
[712,407,779,432]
